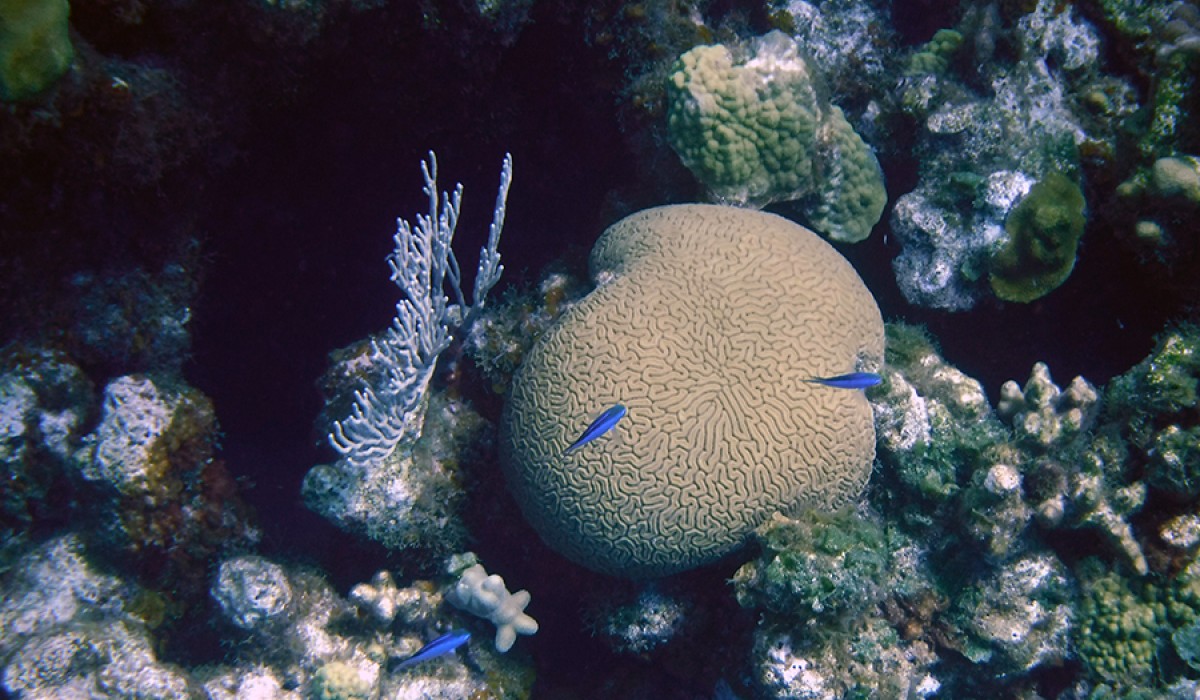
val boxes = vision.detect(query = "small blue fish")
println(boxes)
[564,404,627,455]
[393,629,471,671]
[804,372,882,390]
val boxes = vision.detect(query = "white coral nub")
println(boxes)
[446,564,538,652]
[349,570,403,624]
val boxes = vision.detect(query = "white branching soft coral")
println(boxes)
[329,151,511,468]
[445,553,538,652]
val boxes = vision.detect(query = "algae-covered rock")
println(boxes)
[954,551,1075,675]
[1147,424,1200,499]
[1104,324,1200,500]
[872,324,1003,514]
[733,509,888,621]
[752,618,939,699]
[1106,324,1200,433]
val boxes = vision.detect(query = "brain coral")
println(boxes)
[500,204,884,578]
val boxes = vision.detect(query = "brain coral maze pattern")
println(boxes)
[501,204,884,578]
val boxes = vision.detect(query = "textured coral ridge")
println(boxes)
[665,31,887,243]
[501,204,884,578]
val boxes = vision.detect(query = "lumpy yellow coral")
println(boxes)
[0,0,73,102]
[665,31,886,242]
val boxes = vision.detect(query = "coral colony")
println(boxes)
[3,1,1200,698]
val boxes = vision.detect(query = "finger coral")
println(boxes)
[445,554,538,653]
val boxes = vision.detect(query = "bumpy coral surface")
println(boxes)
[733,509,888,622]
[665,31,885,242]
[501,204,883,578]
[1075,562,1162,686]
[666,32,821,205]
[72,374,257,594]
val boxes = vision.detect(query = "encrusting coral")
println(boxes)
[889,0,1121,311]
[988,172,1088,303]
[501,204,883,578]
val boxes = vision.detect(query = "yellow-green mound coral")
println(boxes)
[1075,565,1160,685]
[988,172,1086,303]
[0,0,73,102]
[905,28,964,76]
[501,204,883,578]
[665,31,886,243]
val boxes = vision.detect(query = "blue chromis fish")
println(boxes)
[564,404,627,455]
[804,372,882,390]
[393,629,471,671]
